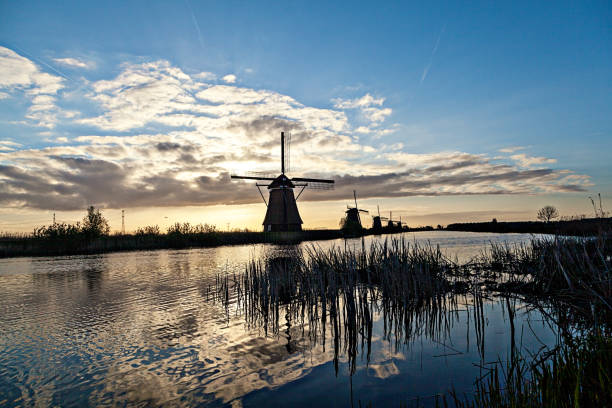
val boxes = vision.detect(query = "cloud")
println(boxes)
[222,74,237,83]
[53,57,93,69]
[0,140,21,151]
[0,50,593,211]
[332,93,392,124]
[0,141,591,211]
[510,153,557,168]
[499,146,525,153]
[194,71,216,80]
[0,47,65,127]
[333,94,384,109]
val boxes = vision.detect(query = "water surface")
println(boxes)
[0,232,560,407]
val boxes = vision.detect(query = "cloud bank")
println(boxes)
[0,47,591,211]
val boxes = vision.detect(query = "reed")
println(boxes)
[447,334,612,408]
[210,235,611,404]
[211,239,475,374]
[475,236,612,323]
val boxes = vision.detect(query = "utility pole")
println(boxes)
[121,210,125,234]
[53,213,56,224]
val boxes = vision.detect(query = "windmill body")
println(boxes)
[344,208,363,227]
[262,175,303,231]
[231,132,333,232]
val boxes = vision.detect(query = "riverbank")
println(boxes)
[0,226,416,258]
[446,217,612,236]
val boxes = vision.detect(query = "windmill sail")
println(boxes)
[283,132,291,174]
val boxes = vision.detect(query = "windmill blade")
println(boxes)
[247,171,277,179]
[305,182,334,190]
[358,209,369,213]
[291,177,334,184]
[231,175,276,181]
[283,132,291,174]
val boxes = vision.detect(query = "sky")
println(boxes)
[0,0,610,232]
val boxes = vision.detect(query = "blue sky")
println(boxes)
[0,1,610,231]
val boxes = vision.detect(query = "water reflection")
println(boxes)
[0,232,561,407]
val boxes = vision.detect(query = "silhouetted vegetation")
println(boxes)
[446,217,612,236]
[444,334,612,408]
[1,212,427,258]
[536,205,559,223]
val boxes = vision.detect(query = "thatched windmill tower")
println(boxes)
[342,190,368,231]
[231,132,334,232]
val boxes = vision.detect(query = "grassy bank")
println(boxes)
[0,228,346,258]
[0,224,429,258]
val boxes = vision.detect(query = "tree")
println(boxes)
[537,205,559,223]
[82,206,110,236]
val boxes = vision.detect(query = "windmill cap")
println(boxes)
[268,174,295,189]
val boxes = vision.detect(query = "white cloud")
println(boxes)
[222,74,237,83]
[0,47,65,128]
[510,153,557,168]
[53,57,93,69]
[355,126,372,134]
[333,93,384,109]
[332,93,392,124]
[0,140,21,151]
[499,146,525,153]
[194,71,216,80]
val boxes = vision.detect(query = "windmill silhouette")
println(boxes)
[230,132,334,232]
[372,205,388,230]
[343,190,368,230]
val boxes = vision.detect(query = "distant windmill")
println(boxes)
[343,190,368,230]
[387,211,395,228]
[231,132,334,232]
[372,205,388,230]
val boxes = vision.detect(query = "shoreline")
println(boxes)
[0,227,414,259]
[2,217,609,259]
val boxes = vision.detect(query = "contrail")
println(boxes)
[420,24,446,84]
[186,0,205,52]
[7,43,76,83]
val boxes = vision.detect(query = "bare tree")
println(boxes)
[537,205,559,223]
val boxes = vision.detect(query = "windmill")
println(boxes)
[230,132,334,232]
[342,190,368,230]
[387,211,395,228]
[372,205,388,230]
